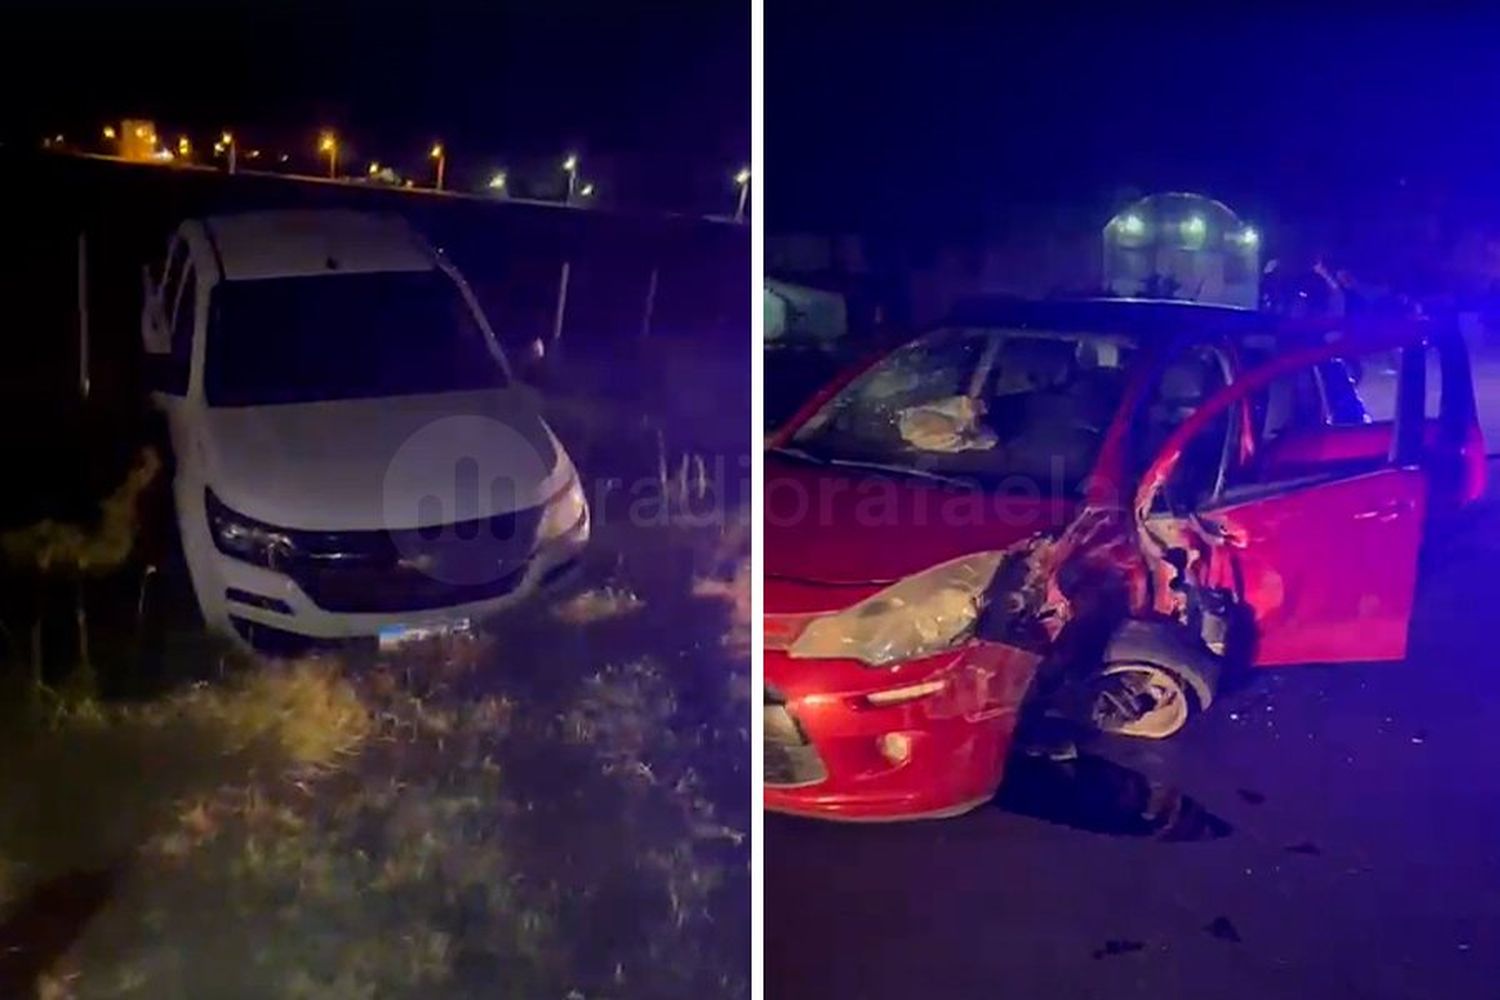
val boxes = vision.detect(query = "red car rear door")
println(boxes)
[1136,333,1432,666]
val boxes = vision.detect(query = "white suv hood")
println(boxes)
[200,388,571,531]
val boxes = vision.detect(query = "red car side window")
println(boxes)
[1227,341,1424,497]
[1141,349,1226,447]
[1255,367,1324,445]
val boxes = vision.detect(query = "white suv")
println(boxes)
[141,210,588,653]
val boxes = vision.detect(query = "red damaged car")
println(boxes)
[764,298,1483,821]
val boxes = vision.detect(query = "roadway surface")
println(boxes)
[765,355,1500,1000]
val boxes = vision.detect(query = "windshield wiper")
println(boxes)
[822,458,976,489]
[770,446,976,489]
[767,445,828,465]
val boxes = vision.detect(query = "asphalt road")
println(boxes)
[766,428,1500,998]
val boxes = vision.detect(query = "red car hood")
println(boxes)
[765,458,1077,611]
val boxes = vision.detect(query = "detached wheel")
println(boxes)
[1088,662,1194,739]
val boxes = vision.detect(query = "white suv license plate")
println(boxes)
[377,618,473,652]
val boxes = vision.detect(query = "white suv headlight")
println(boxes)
[789,551,1005,667]
[539,473,587,541]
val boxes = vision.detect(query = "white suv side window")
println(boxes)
[160,236,189,321]
[171,264,197,360]
[147,238,195,394]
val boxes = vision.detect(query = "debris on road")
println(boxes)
[1091,939,1146,960]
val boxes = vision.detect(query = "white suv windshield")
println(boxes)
[787,327,1137,493]
[205,269,505,406]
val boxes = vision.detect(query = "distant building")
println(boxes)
[119,120,160,162]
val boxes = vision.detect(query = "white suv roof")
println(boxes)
[201,210,436,281]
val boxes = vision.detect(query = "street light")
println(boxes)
[102,125,117,141]
[430,142,445,191]
[734,166,751,222]
[487,170,508,193]
[319,131,338,178]
[579,181,595,198]
[562,153,579,202]
[177,136,191,158]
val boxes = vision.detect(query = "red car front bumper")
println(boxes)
[764,639,1044,821]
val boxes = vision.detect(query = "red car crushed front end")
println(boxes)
[761,444,1094,820]
[763,500,1139,821]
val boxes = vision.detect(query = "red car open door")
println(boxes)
[1136,331,1439,666]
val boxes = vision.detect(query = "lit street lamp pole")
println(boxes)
[319,132,338,178]
[430,142,446,191]
[562,153,579,204]
[221,131,236,174]
[734,166,751,222]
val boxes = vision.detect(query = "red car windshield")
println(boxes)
[786,327,1138,493]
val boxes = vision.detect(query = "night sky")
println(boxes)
[769,4,1500,234]
[3,0,748,212]
[15,3,1500,228]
